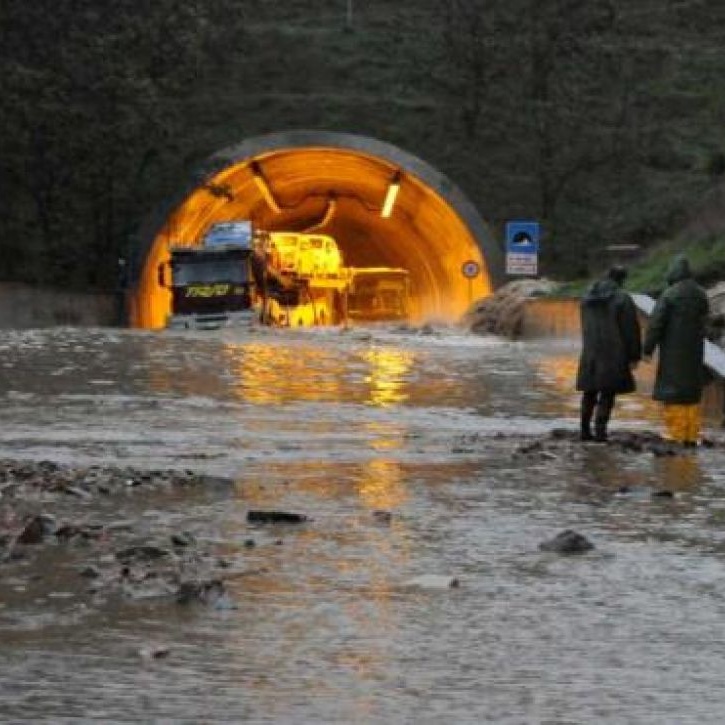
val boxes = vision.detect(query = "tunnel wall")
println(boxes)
[131,131,505,329]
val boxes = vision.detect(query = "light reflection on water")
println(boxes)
[1,327,725,723]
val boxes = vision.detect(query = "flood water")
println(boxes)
[2,325,725,724]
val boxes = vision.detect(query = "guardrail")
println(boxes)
[631,293,725,379]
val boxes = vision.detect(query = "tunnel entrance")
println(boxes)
[130,131,504,329]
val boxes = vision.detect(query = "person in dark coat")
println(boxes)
[576,266,642,441]
[643,255,710,444]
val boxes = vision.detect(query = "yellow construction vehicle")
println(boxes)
[253,231,349,327]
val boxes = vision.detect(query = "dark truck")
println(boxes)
[159,222,256,330]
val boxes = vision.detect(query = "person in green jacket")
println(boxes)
[576,266,642,441]
[643,255,710,445]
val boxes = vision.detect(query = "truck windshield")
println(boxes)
[172,259,249,285]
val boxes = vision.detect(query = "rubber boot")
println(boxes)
[580,392,596,441]
[684,404,701,447]
[593,392,614,443]
[593,419,608,443]
[664,404,688,444]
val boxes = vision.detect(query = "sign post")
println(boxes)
[461,259,480,305]
[505,221,540,276]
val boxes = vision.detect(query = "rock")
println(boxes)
[138,645,170,660]
[176,578,231,607]
[63,486,92,499]
[652,490,675,499]
[403,574,460,589]
[55,524,89,541]
[372,510,393,524]
[80,565,101,578]
[116,545,171,563]
[104,520,135,533]
[243,539,256,548]
[651,443,678,457]
[539,529,594,554]
[18,515,52,544]
[39,514,57,534]
[171,532,195,547]
[55,523,103,541]
[247,510,307,524]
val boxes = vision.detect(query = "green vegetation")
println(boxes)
[3,0,725,290]
[556,232,725,297]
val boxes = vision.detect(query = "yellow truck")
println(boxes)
[346,267,411,322]
[254,231,349,327]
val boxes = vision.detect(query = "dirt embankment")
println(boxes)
[461,279,557,338]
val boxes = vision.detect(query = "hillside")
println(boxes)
[3,0,725,290]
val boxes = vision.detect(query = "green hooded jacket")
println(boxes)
[576,277,642,393]
[643,255,710,404]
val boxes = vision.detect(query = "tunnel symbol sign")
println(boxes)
[461,260,480,279]
[505,220,540,276]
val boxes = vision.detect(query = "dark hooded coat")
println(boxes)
[576,278,641,393]
[643,256,710,404]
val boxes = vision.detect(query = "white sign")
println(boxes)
[506,253,538,275]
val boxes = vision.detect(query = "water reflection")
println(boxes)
[223,341,343,405]
[654,452,704,493]
[142,337,416,410]
[356,459,407,510]
[534,352,666,427]
[362,346,414,407]
[4,328,725,723]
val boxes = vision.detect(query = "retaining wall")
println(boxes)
[0,283,119,329]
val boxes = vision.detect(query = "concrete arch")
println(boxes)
[130,131,504,328]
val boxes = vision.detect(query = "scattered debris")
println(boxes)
[171,531,196,548]
[17,515,49,545]
[372,510,393,524]
[403,574,461,589]
[539,530,594,554]
[138,645,171,661]
[116,545,171,564]
[176,578,234,609]
[247,510,308,524]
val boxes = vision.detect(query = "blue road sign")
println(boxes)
[505,221,540,253]
[505,220,540,275]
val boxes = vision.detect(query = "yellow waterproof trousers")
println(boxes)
[663,403,701,444]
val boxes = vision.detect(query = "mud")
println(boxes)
[3,326,725,723]
[2,428,722,615]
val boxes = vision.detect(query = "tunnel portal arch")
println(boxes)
[130,131,504,328]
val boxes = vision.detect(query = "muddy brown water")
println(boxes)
[2,325,725,724]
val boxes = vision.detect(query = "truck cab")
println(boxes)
[161,222,257,330]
